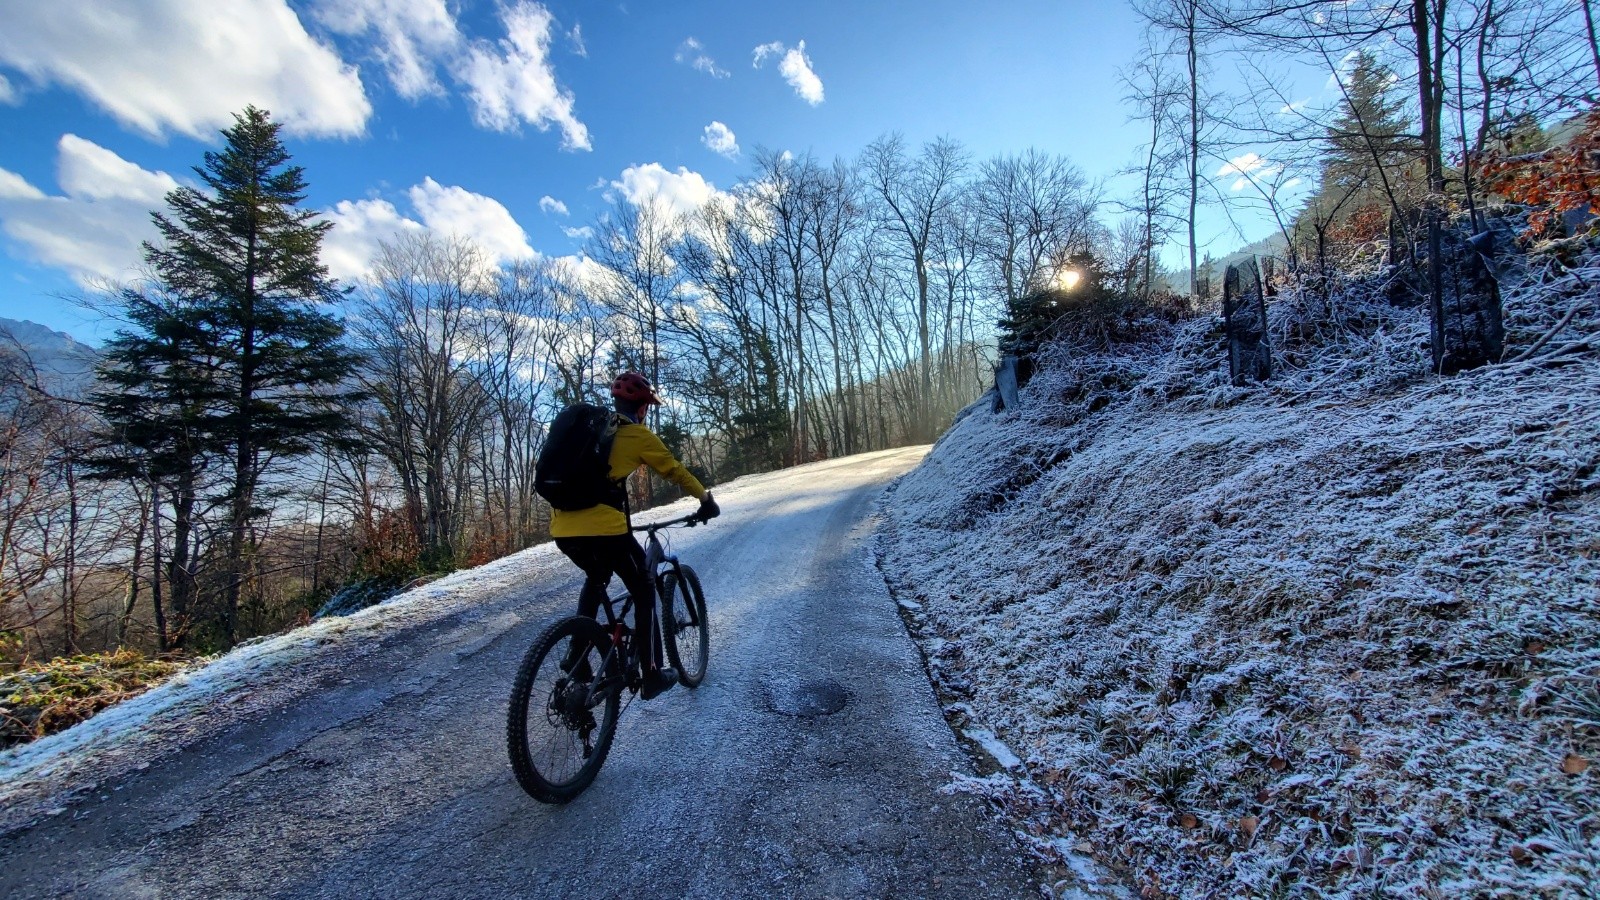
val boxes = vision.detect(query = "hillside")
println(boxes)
[877,241,1600,897]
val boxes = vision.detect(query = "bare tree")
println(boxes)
[862,134,969,441]
[350,233,494,567]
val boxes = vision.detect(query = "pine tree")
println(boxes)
[88,290,222,649]
[94,106,361,647]
[1320,52,1418,215]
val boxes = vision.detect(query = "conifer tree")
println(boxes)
[94,106,360,647]
[1320,52,1418,216]
[89,290,222,649]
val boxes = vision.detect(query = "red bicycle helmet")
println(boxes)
[610,371,662,406]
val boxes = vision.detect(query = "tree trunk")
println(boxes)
[227,229,260,647]
[149,479,168,653]
[1187,2,1200,299]
[1585,0,1600,90]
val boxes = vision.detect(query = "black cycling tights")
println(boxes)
[555,534,662,672]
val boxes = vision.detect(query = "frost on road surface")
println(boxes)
[0,447,1040,899]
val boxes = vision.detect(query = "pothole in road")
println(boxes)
[763,677,851,717]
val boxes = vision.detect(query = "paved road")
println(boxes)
[0,447,1037,899]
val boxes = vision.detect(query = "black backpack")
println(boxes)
[535,403,627,512]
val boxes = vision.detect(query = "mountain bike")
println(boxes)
[506,513,711,803]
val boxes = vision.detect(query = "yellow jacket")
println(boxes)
[549,420,708,538]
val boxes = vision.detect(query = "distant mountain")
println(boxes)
[0,318,98,394]
[1171,231,1291,295]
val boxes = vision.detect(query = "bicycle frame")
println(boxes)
[585,513,703,696]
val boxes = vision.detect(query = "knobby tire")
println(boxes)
[506,616,622,803]
[662,565,709,688]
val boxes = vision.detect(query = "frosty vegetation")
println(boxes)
[879,236,1599,897]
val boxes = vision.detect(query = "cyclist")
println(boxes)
[551,372,719,699]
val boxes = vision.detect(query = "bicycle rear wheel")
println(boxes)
[506,616,622,803]
[662,565,709,688]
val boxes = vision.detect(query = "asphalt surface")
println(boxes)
[0,447,1039,899]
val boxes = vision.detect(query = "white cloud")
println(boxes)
[539,195,570,216]
[752,42,784,67]
[320,197,426,281]
[0,73,16,105]
[752,40,823,105]
[701,121,740,160]
[310,0,460,100]
[0,136,180,284]
[0,0,370,139]
[310,0,590,149]
[408,177,536,264]
[0,168,45,201]
[56,135,179,203]
[561,225,594,240]
[1216,152,1283,192]
[611,163,721,221]
[779,42,824,105]
[461,1,590,150]
[322,178,536,278]
[676,38,729,79]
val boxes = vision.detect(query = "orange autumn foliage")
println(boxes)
[1480,110,1600,238]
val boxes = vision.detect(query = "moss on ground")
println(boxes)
[0,650,191,749]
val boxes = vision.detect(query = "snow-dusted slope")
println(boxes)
[879,247,1600,898]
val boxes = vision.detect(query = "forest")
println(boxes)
[2,0,1598,737]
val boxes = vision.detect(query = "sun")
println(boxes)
[1056,269,1082,291]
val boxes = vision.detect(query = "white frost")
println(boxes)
[881,238,1600,897]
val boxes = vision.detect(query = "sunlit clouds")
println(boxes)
[0,0,370,139]
[610,163,722,222]
[322,178,535,280]
[676,38,730,79]
[753,40,824,105]
[0,136,178,284]
[1216,152,1283,191]
[309,0,460,100]
[702,121,740,159]
[460,2,590,149]
[310,0,588,147]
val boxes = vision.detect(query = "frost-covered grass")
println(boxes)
[879,240,1600,899]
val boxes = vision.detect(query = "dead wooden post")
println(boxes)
[1429,227,1505,374]
[1223,259,1271,385]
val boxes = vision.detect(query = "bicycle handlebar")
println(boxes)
[631,512,707,532]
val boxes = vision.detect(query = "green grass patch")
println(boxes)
[0,650,192,750]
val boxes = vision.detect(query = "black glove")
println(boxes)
[696,493,720,521]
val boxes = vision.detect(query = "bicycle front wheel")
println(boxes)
[662,565,709,688]
[506,616,622,803]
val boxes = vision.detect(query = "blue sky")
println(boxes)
[0,0,1290,343]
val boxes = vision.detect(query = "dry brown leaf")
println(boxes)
[1269,756,1288,772]
[1562,753,1590,775]
[1255,788,1271,803]
[1510,845,1531,863]
[1179,813,1198,829]
[1239,815,1259,836]
[1524,640,1546,654]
